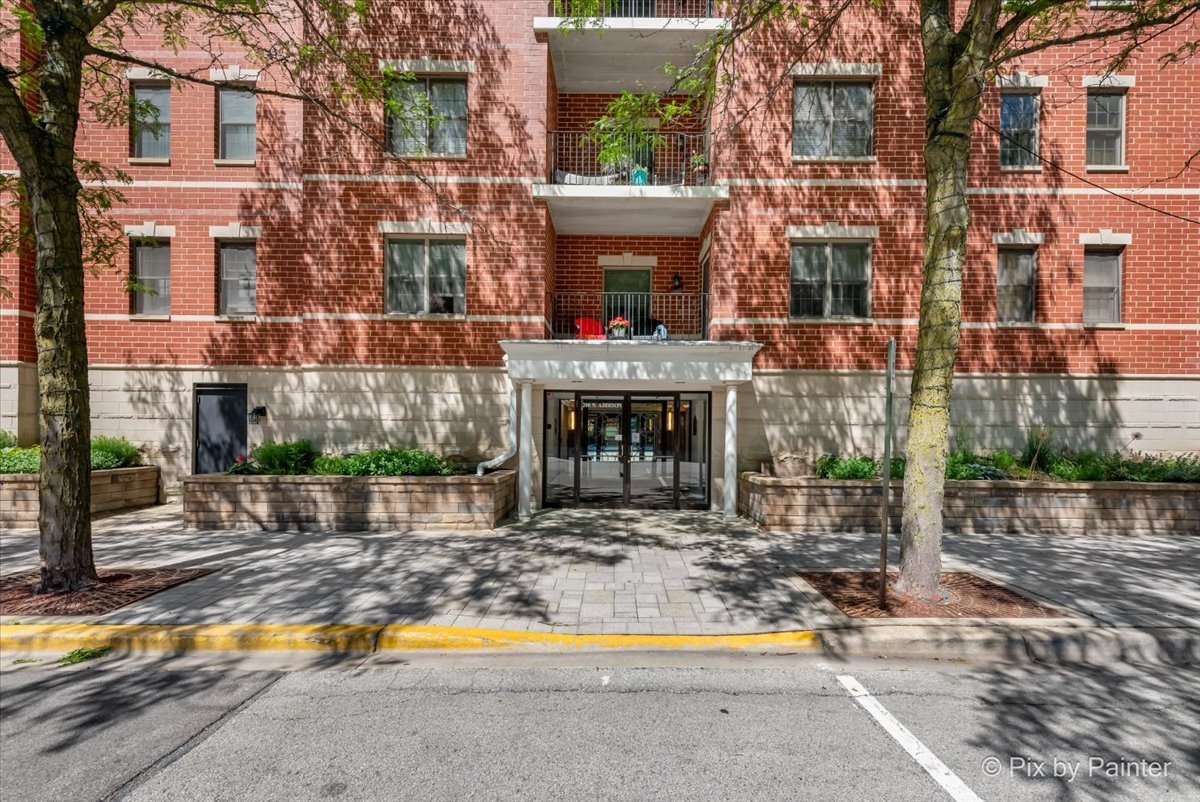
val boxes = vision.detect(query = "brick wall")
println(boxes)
[0,466,161,529]
[739,472,1200,536]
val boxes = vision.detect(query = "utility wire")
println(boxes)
[978,116,1200,226]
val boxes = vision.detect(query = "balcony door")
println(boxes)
[603,268,652,336]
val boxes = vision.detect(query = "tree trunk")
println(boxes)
[31,165,97,593]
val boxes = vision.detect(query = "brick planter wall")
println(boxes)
[739,472,1200,536]
[182,470,518,532]
[0,466,161,529]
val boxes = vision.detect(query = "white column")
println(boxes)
[518,380,534,519]
[724,382,739,519]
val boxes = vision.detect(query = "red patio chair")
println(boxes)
[575,317,605,340]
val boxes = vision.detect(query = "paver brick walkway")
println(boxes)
[2,504,1197,634]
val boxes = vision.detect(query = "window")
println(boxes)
[219,242,257,317]
[387,78,468,156]
[996,248,1036,322]
[1086,91,1125,166]
[999,91,1039,168]
[792,81,874,159]
[218,87,257,161]
[131,241,171,315]
[385,239,466,314]
[130,84,170,159]
[790,242,870,318]
[1083,248,1122,323]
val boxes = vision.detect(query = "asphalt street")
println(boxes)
[1,654,1197,801]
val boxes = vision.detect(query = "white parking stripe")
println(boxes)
[838,674,984,802]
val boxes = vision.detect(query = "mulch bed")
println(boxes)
[0,567,217,616]
[799,571,1066,619]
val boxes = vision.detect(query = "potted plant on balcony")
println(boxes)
[607,315,631,339]
[689,152,709,185]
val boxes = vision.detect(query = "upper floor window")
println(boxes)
[131,240,171,315]
[385,238,466,314]
[218,242,258,317]
[130,84,170,159]
[790,241,870,318]
[999,91,1039,168]
[792,81,873,160]
[997,247,1036,322]
[1086,91,1126,167]
[387,78,468,157]
[1083,248,1122,324]
[218,87,257,161]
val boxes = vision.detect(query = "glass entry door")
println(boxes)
[544,391,710,510]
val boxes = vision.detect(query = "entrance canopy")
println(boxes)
[498,340,760,390]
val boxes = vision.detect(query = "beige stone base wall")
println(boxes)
[83,365,513,489]
[183,470,517,532]
[0,466,161,529]
[739,472,1200,536]
[0,362,39,446]
[740,372,1200,475]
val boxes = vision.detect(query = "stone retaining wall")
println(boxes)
[182,470,518,532]
[0,466,161,529]
[738,472,1200,536]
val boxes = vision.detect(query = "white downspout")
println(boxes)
[477,374,519,475]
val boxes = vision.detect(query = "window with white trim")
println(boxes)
[792,81,874,159]
[1083,248,1122,323]
[385,238,466,314]
[218,242,257,316]
[130,84,170,158]
[1086,91,1125,166]
[996,247,1037,322]
[386,77,468,156]
[131,240,171,315]
[999,91,1039,168]
[218,87,257,160]
[790,241,870,318]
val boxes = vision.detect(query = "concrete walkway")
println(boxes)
[3,505,1198,644]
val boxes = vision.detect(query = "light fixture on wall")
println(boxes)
[568,408,576,431]
[671,273,684,292]
[666,409,674,432]
[249,405,268,424]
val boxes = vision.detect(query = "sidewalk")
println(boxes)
[2,504,1197,662]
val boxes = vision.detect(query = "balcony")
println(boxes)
[535,2,725,93]
[535,130,727,234]
[553,291,709,340]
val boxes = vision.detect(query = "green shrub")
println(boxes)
[315,448,454,477]
[91,436,141,469]
[0,431,16,449]
[1114,454,1200,483]
[887,456,906,480]
[992,448,1016,473]
[248,440,318,475]
[945,450,1009,481]
[1021,426,1056,472]
[0,446,40,474]
[814,454,878,480]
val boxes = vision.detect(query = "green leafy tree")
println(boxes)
[563,0,1199,600]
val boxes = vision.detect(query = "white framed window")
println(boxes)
[999,91,1040,168]
[997,247,1037,323]
[792,81,874,159]
[1086,91,1126,167]
[218,87,257,161]
[385,238,466,314]
[218,242,257,317]
[1083,248,1122,324]
[131,240,171,315]
[386,77,468,157]
[790,241,871,318]
[130,84,171,159]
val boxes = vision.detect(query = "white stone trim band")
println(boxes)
[125,67,169,81]
[378,219,472,235]
[208,222,261,239]
[787,223,880,240]
[996,72,1049,89]
[1083,74,1135,88]
[790,61,882,77]
[1078,229,1133,245]
[598,254,657,268]
[124,221,175,238]
[378,58,475,74]
[993,228,1045,245]
[209,66,261,83]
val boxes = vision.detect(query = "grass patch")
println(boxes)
[58,646,112,666]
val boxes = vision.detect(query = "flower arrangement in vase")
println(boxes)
[606,316,630,339]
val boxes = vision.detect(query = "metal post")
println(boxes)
[723,383,738,519]
[879,338,896,609]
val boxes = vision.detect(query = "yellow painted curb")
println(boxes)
[0,624,819,653]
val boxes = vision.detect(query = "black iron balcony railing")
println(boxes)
[550,131,711,187]
[554,292,709,340]
[552,1,717,17]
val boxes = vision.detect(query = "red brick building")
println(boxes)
[2,1,1198,516]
